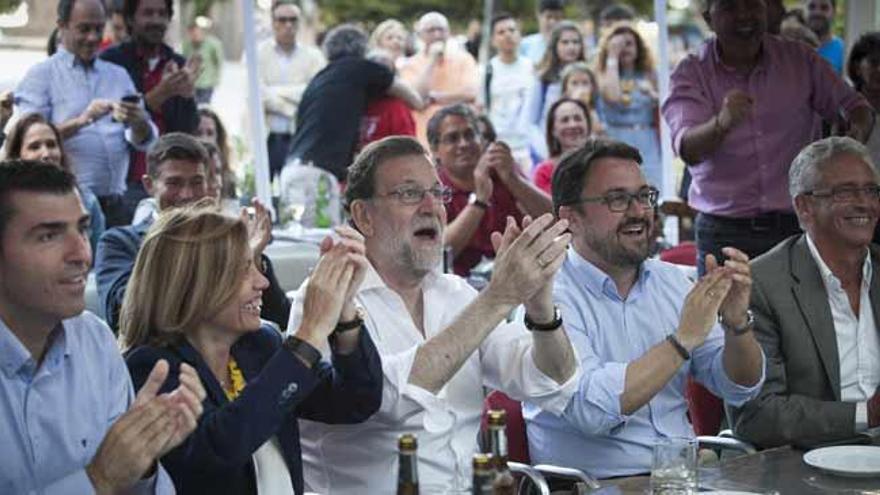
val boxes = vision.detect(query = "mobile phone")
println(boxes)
[121,94,141,105]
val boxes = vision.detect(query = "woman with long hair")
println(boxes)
[596,23,662,189]
[522,20,586,162]
[3,113,106,254]
[120,204,382,494]
[197,106,237,199]
[532,97,592,194]
[848,32,880,167]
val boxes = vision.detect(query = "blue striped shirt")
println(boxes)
[15,47,156,196]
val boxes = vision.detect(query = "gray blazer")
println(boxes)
[731,235,880,448]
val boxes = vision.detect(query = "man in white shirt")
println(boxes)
[287,136,579,493]
[733,136,880,448]
[478,13,534,174]
[258,0,326,177]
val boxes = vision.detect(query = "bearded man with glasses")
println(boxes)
[525,137,765,478]
[731,136,880,449]
[286,135,579,493]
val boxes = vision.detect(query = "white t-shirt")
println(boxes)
[479,56,535,152]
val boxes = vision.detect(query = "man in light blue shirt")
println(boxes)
[525,138,765,478]
[519,0,564,64]
[0,161,204,493]
[15,0,156,226]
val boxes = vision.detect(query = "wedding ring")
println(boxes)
[708,291,717,298]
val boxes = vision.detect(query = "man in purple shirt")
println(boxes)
[662,0,873,274]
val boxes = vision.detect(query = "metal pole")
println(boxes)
[478,0,495,67]
[240,0,273,214]
[654,0,677,244]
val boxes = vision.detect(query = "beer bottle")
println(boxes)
[397,433,419,495]
[472,453,494,495]
[486,410,515,494]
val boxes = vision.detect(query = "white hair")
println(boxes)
[416,12,449,32]
[788,136,878,200]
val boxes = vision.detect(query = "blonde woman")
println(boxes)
[522,20,587,161]
[120,204,382,494]
[369,19,409,66]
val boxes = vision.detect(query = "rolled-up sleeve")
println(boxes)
[556,301,631,435]
[479,320,580,415]
[661,58,714,157]
[15,62,51,117]
[805,45,869,120]
[691,324,765,407]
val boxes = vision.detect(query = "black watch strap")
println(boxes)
[334,313,363,334]
[666,334,690,361]
[523,306,563,332]
[283,335,322,368]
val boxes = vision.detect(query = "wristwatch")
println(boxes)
[334,307,365,334]
[523,305,563,332]
[719,309,755,336]
[468,192,490,210]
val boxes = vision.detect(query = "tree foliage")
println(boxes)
[0,0,22,14]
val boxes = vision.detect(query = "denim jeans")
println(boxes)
[695,211,801,276]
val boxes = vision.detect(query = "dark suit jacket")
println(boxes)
[95,218,292,331]
[100,41,199,135]
[126,325,383,495]
[732,235,880,448]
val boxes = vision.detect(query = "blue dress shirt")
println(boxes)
[525,249,765,478]
[0,312,173,494]
[15,47,157,196]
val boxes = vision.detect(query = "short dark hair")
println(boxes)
[322,24,368,62]
[848,31,880,93]
[551,138,642,215]
[426,104,480,150]
[490,12,516,33]
[599,3,636,24]
[4,113,72,173]
[58,0,106,24]
[345,136,428,213]
[271,0,299,16]
[545,97,592,157]
[146,133,209,178]
[538,0,565,14]
[0,160,78,240]
[123,0,174,30]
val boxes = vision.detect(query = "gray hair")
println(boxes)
[416,12,449,33]
[323,24,368,62]
[788,136,877,199]
[425,104,480,151]
[345,136,429,213]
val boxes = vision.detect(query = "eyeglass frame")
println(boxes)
[437,127,479,147]
[371,184,453,205]
[569,186,660,212]
[802,184,880,203]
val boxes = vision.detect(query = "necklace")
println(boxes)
[222,357,246,401]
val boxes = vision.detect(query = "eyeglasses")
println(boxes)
[804,185,880,203]
[274,16,299,24]
[439,128,478,146]
[374,185,452,205]
[573,187,659,212]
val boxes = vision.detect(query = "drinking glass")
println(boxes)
[650,437,697,494]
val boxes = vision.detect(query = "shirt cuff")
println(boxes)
[125,121,158,151]
[856,402,869,432]
[715,348,766,407]
[519,345,581,415]
[382,344,455,432]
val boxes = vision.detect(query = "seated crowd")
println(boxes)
[2,0,880,493]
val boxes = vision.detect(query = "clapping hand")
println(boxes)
[705,247,752,330]
[487,214,571,309]
[86,360,205,494]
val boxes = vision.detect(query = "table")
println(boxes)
[591,446,880,494]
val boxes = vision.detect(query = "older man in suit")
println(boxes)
[733,136,880,448]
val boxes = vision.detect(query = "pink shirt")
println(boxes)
[662,35,868,218]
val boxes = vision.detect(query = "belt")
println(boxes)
[698,211,799,232]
